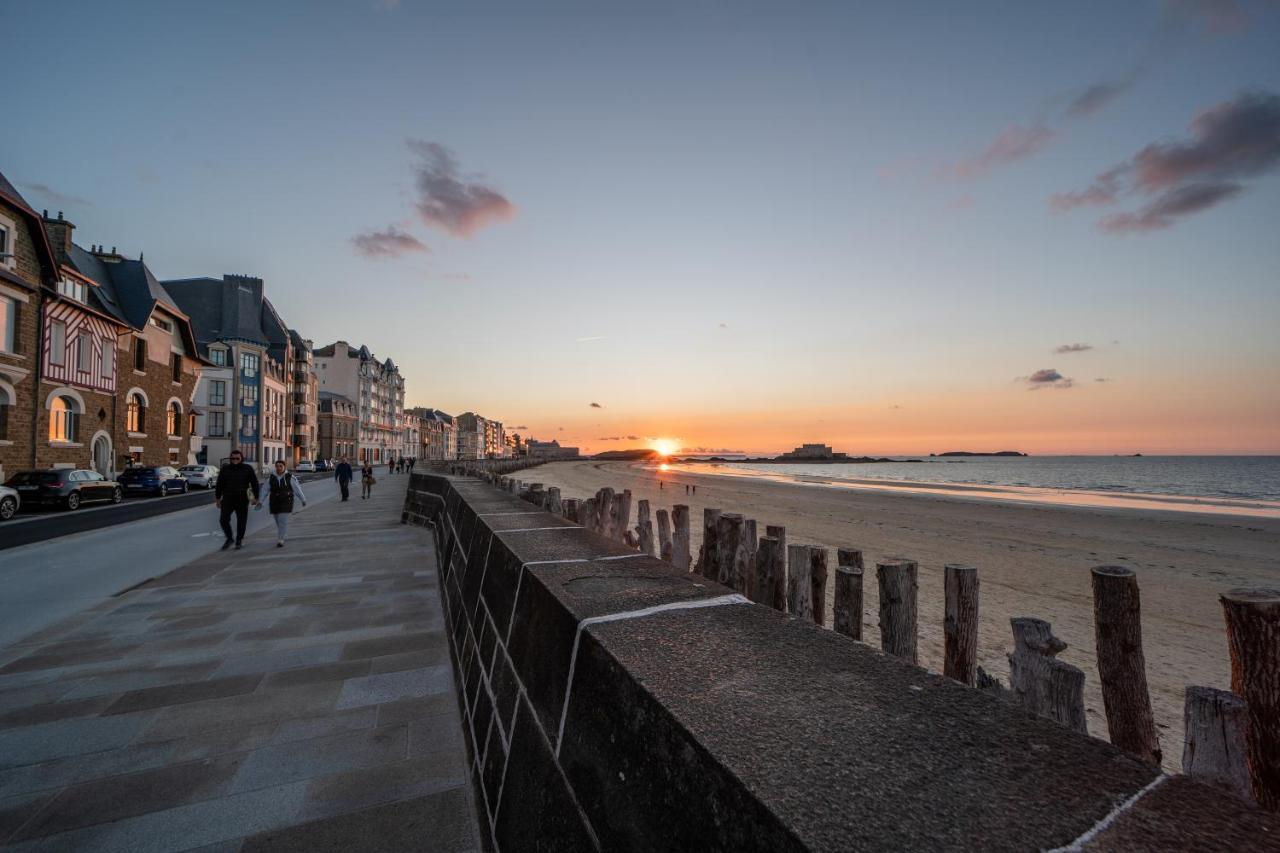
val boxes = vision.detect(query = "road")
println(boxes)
[0,477,349,647]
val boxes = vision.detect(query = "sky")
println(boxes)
[7,0,1279,456]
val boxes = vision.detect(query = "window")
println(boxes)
[171,353,182,382]
[210,348,226,366]
[209,380,226,406]
[57,277,87,303]
[241,353,259,377]
[167,402,181,437]
[49,320,66,366]
[209,411,226,436]
[127,393,145,433]
[150,316,173,333]
[76,333,92,372]
[0,216,13,270]
[134,337,147,371]
[49,395,79,442]
[0,295,15,353]
[101,341,113,378]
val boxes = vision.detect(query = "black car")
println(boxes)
[5,469,123,511]
[116,466,189,497]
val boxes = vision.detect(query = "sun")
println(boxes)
[651,438,680,457]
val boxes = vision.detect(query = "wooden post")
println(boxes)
[1221,588,1280,810]
[752,537,784,610]
[1183,686,1252,801]
[837,548,862,571]
[876,560,918,663]
[595,488,615,537]
[656,509,673,562]
[1007,617,1087,733]
[563,498,580,523]
[944,564,979,687]
[614,490,633,544]
[767,525,787,593]
[697,508,722,580]
[546,487,563,516]
[787,544,818,623]
[741,519,758,600]
[834,566,864,641]
[672,505,692,571]
[808,548,829,627]
[636,500,655,556]
[715,513,745,590]
[1091,566,1161,765]
[581,497,597,533]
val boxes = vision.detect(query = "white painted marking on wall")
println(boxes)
[1047,774,1169,852]
[554,593,750,757]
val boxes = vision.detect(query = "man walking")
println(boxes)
[334,456,354,501]
[215,450,260,550]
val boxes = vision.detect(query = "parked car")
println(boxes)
[4,469,123,511]
[313,459,330,472]
[0,485,20,520]
[178,464,218,489]
[116,465,189,497]
[295,461,316,473]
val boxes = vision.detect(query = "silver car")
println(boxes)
[0,485,19,521]
[179,464,219,489]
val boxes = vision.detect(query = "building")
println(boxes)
[287,330,317,465]
[410,407,457,461]
[261,356,288,467]
[484,418,508,458]
[455,412,486,460]
[313,341,404,464]
[778,443,851,460]
[318,391,357,461]
[400,411,419,462]
[526,439,581,460]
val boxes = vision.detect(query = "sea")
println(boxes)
[709,456,1280,503]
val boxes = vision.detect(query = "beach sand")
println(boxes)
[522,459,1280,773]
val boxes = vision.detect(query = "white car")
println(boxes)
[178,464,219,489]
[0,485,19,521]
[294,461,316,473]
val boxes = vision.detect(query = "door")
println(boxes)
[84,471,110,500]
[93,435,112,479]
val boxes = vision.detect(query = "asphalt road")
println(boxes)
[0,472,333,552]
[0,476,352,648]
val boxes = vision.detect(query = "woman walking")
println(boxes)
[260,460,307,548]
[362,461,376,499]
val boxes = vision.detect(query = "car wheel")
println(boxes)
[66,491,81,511]
[111,487,123,504]
[181,481,188,494]
[0,496,16,521]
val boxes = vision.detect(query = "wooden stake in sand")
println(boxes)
[767,525,787,587]
[1091,566,1161,765]
[1008,617,1086,734]
[809,548,829,627]
[834,549,864,641]
[787,545,819,623]
[715,513,746,590]
[1221,587,1280,810]
[614,490,633,544]
[546,487,563,516]
[944,564,979,687]
[563,498,579,523]
[741,519,758,600]
[1183,685,1251,801]
[876,560,918,663]
[581,497,597,534]
[656,509,673,562]
[636,500,655,556]
[595,488,614,537]
[753,536,785,610]
[697,508,722,580]
[672,505,692,571]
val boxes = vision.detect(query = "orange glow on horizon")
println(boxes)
[651,438,680,457]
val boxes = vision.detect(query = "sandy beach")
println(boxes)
[522,459,1280,772]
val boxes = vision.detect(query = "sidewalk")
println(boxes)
[0,475,480,852]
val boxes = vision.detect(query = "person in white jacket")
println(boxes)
[260,460,307,547]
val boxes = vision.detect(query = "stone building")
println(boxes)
[455,412,486,460]
[313,341,404,464]
[287,330,317,465]
[410,407,456,461]
[318,392,358,462]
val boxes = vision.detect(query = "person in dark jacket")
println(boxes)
[361,462,376,499]
[334,456,354,501]
[215,450,260,550]
[260,460,307,547]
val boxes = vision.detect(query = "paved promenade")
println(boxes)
[0,476,479,852]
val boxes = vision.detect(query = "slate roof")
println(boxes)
[162,276,276,357]
[0,170,59,286]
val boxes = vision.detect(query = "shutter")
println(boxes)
[68,411,79,444]
[11,300,20,354]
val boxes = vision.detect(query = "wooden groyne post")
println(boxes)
[944,564,979,687]
[697,508,722,580]
[715,513,746,590]
[671,505,692,571]
[833,548,863,641]
[786,544,818,623]
[655,508,672,561]
[1008,617,1087,734]
[1221,588,1280,810]
[1183,685,1252,801]
[809,548,829,627]
[753,536,785,611]
[546,487,563,516]
[876,560,918,664]
[1091,566,1160,764]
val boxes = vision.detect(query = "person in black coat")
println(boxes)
[334,456,354,501]
[215,450,260,550]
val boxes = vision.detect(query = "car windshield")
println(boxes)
[7,472,61,485]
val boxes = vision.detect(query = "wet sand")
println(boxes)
[523,459,1280,772]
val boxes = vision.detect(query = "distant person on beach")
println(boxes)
[215,449,260,551]
[334,456,354,501]
[362,462,376,498]
[260,460,307,548]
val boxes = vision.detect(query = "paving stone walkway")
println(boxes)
[0,476,480,852]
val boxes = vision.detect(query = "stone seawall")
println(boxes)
[403,471,1276,852]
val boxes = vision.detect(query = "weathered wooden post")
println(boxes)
[1091,566,1161,764]
[1008,618,1087,733]
[563,498,580,523]
[546,487,563,516]
[877,560,918,663]
[753,537,784,610]
[767,524,787,591]
[715,513,745,590]
[581,497,597,533]
[944,564,979,687]
[636,500,655,556]
[740,519,758,600]
[1183,686,1252,801]
[834,550,864,641]
[656,509,673,562]
[672,505,692,571]
[809,547,829,627]
[1221,588,1280,810]
[697,508,722,580]
[615,490,633,544]
[787,544,819,623]
[595,488,615,537]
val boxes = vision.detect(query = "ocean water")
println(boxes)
[717,456,1280,502]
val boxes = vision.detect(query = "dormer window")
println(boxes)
[150,316,173,333]
[57,276,88,303]
[0,214,15,270]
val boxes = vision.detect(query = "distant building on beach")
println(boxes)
[526,439,579,460]
[778,443,851,460]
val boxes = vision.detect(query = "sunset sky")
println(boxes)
[8,1,1279,455]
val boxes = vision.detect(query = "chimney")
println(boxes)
[41,210,75,259]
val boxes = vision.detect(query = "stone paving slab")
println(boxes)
[0,479,480,852]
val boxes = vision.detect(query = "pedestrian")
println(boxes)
[362,461,376,499]
[215,449,260,551]
[397,458,404,474]
[685,484,689,495]
[334,456,354,501]
[692,485,696,495]
[408,457,415,472]
[260,460,307,547]
[660,480,664,490]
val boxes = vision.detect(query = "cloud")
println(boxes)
[1053,91,1280,232]
[1020,368,1075,390]
[939,123,1054,180]
[1054,343,1094,354]
[589,402,603,408]
[681,447,745,455]
[407,140,515,237]
[595,434,642,442]
[1067,81,1133,118]
[351,226,429,258]
[23,182,94,208]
